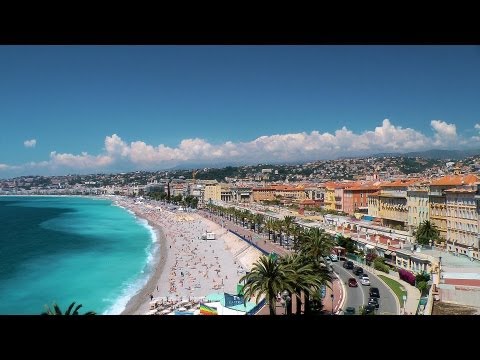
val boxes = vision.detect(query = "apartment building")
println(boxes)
[376,179,419,229]
[343,183,379,215]
[445,185,479,258]
[407,181,430,232]
[204,182,221,203]
[429,174,478,240]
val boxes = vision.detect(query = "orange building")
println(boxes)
[343,183,380,215]
[252,187,275,202]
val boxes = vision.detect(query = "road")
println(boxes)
[332,262,398,315]
[200,208,398,315]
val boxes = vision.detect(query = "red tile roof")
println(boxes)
[430,174,479,186]
[380,178,420,187]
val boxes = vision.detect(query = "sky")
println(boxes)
[1,45,480,178]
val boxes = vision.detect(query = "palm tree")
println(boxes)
[300,228,335,263]
[255,213,265,234]
[273,219,283,245]
[42,301,96,315]
[415,220,440,246]
[280,253,329,315]
[298,228,335,314]
[291,224,303,250]
[265,219,275,240]
[282,215,295,247]
[240,255,295,315]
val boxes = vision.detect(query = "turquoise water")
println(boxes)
[0,196,157,315]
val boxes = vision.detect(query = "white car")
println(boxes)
[329,254,338,262]
[360,274,370,286]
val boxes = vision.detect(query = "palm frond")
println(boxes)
[65,302,76,315]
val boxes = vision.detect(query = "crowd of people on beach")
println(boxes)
[116,197,260,315]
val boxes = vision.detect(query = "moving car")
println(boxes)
[343,260,354,269]
[348,277,358,287]
[344,307,356,315]
[368,297,380,309]
[369,287,380,298]
[353,266,364,276]
[363,303,376,315]
[360,274,370,286]
[329,254,338,262]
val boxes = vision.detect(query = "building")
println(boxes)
[429,174,479,241]
[445,184,479,258]
[376,179,419,229]
[252,187,275,202]
[324,183,341,211]
[272,185,306,203]
[304,186,325,207]
[204,182,221,203]
[406,181,430,232]
[231,187,253,203]
[220,184,233,202]
[343,183,379,216]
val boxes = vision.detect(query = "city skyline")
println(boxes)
[1,45,480,177]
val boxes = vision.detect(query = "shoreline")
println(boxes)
[113,197,263,315]
[120,210,167,315]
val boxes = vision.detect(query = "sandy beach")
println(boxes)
[116,197,262,315]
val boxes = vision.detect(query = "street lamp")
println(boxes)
[330,293,334,315]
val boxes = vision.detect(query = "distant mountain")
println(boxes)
[372,149,480,160]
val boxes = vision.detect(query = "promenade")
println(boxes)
[200,208,345,315]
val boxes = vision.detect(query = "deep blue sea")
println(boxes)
[0,196,157,315]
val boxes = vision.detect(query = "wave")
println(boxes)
[102,212,160,315]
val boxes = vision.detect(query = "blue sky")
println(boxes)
[1,45,480,178]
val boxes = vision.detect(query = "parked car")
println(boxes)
[369,287,380,298]
[344,307,356,315]
[360,274,370,286]
[348,277,358,287]
[368,297,380,309]
[329,254,338,262]
[353,266,364,276]
[343,260,354,269]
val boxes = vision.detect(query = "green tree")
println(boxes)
[300,228,335,263]
[280,253,329,315]
[240,255,294,315]
[416,281,428,296]
[415,220,440,246]
[297,228,334,314]
[42,301,96,315]
[264,219,275,240]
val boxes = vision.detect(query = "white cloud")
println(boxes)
[96,119,433,167]
[49,151,114,169]
[3,118,480,177]
[0,163,9,170]
[431,120,457,147]
[475,123,480,130]
[23,139,37,148]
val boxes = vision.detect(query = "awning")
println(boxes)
[365,244,375,249]
[384,250,392,256]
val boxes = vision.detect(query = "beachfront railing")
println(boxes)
[247,298,267,315]
[228,229,269,255]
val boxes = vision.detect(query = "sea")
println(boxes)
[0,196,157,315]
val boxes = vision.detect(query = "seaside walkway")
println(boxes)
[198,210,290,257]
[199,209,345,315]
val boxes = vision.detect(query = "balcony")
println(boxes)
[429,190,444,197]
[379,191,407,198]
